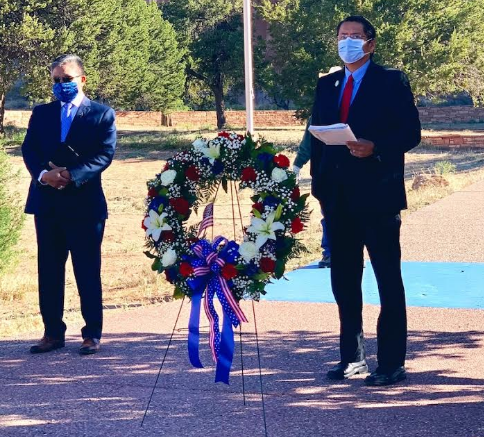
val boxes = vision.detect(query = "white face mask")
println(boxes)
[338,38,371,64]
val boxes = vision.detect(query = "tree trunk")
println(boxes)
[0,91,5,135]
[212,74,226,130]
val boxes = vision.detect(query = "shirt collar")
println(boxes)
[345,59,371,83]
[60,91,85,108]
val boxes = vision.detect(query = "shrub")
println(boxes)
[0,147,24,274]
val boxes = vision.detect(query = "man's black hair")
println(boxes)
[336,15,376,40]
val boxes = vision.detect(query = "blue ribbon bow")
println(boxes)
[187,237,247,384]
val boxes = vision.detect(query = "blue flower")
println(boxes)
[263,195,280,209]
[149,196,169,212]
[256,152,274,171]
[165,266,178,283]
[244,262,259,277]
[212,159,224,175]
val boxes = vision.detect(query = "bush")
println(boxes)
[434,161,457,176]
[0,147,24,274]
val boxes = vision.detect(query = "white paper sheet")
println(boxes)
[308,123,357,145]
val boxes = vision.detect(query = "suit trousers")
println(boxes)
[324,208,407,370]
[34,215,105,340]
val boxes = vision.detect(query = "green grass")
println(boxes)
[0,126,26,148]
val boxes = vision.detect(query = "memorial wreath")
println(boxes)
[142,132,310,383]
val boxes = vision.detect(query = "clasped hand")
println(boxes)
[41,162,72,189]
[346,138,375,158]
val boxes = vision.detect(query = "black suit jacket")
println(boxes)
[310,61,421,214]
[22,97,116,219]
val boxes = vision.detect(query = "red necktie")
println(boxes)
[340,75,354,123]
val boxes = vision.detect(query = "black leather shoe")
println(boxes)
[318,255,331,268]
[327,360,368,380]
[364,366,407,386]
[30,336,65,354]
[79,338,100,355]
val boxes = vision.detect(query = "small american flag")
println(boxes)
[198,203,214,237]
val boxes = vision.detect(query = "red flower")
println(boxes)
[241,167,257,182]
[163,162,170,171]
[290,187,300,201]
[170,198,190,215]
[237,134,245,141]
[221,263,238,280]
[291,217,304,234]
[260,258,276,273]
[185,165,200,181]
[273,154,290,168]
[141,217,148,231]
[218,131,230,138]
[148,187,158,197]
[252,202,264,213]
[180,262,194,277]
[161,230,175,242]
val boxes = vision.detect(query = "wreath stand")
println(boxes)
[141,180,269,437]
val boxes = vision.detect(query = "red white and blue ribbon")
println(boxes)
[187,237,248,384]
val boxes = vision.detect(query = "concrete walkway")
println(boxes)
[2,181,484,437]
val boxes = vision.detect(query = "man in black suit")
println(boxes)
[22,54,116,355]
[310,16,421,385]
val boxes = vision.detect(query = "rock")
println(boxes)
[412,174,450,190]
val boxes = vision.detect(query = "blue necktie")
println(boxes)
[60,103,74,143]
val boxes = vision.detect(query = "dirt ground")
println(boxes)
[2,128,484,337]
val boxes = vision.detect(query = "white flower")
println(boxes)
[192,138,207,151]
[201,142,220,164]
[239,241,259,262]
[160,169,177,186]
[144,210,172,241]
[271,167,288,183]
[161,248,177,267]
[247,211,285,248]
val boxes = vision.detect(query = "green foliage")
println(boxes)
[257,0,484,111]
[0,147,24,274]
[24,0,186,111]
[0,0,55,132]
[162,0,245,128]
[434,160,456,176]
[0,0,186,132]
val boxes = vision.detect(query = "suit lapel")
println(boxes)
[347,61,379,124]
[51,100,62,145]
[65,97,91,144]
[326,70,345,123]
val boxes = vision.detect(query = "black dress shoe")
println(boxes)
[327,360,368,380]
[79,338,100,355]
[318,255,331,268]
[30,336,65,354]
[364,366,407,386]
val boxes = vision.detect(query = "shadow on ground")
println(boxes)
[1,328,483,436]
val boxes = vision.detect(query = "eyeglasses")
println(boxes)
[52,75,82,84]
[337,34,367,41]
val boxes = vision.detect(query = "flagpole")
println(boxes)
[243,0,255,135]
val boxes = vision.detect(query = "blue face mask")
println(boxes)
[338,38,371,64]
[52,82,79,103]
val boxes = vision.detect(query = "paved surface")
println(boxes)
[2,181,484,437]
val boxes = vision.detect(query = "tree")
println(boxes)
[258,0,484,112]
[162,0,245,129]
[0,0,55,134]
[24,0,186,111]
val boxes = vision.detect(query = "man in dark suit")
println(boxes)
[310,16,421,385]
[22,54,116,355]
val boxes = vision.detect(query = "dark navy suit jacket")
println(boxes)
[22,97,116,219]
[311,61,421,214]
